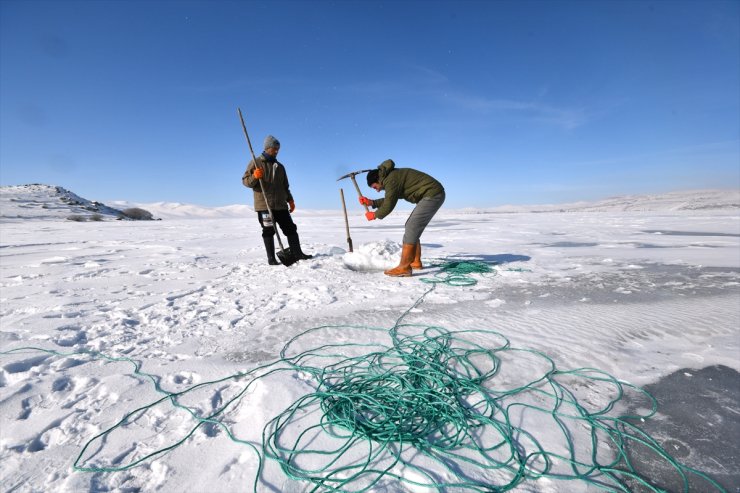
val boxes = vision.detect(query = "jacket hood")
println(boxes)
[378,159,395,182]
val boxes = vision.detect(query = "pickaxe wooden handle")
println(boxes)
[337,169,374,212]
[350,175,369,212]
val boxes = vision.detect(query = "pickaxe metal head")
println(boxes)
[337,168,375,212]
[337,169,374,181]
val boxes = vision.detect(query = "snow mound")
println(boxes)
[343,240,401,271]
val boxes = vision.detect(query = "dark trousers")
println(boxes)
[257,209,297,238]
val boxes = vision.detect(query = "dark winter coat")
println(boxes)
[242,154,294,211]
[370,159,444,219]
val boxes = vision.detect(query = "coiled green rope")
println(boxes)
[0,262,727,492]
[420,260,496,286]
[420,259,532,286]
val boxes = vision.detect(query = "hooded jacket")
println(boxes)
[370,159,444,219]
[242,154,294,211]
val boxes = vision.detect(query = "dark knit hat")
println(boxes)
[263,135,280,150]
[367,169,380,186]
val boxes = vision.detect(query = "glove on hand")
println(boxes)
[253,168,264,180]
[365,211,376,221]
[289,200,295,213]
[359,196,373,207]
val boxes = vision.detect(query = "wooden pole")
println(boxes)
[340,188,353,252]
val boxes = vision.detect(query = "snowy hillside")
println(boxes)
[0,184,126,222]
[473,189,740,213]
[1,184,738,222]
[107,200,253,220]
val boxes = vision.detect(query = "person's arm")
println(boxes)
[374,181,400,219]
[242,159,259,188]
[282,164,294,205]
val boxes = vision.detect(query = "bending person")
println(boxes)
[359,159,445,277]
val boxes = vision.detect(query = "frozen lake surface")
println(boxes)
[1,186,738,492]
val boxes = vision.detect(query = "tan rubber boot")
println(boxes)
[384,243,415,277]
[410,241,422,270]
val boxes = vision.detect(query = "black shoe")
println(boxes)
[267,257,280,265]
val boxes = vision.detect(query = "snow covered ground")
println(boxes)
[1,186,738,492]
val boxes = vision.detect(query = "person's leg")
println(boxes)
[274,210,313,260]
[385,192,445,277]
[410,240,423,270]
[402,192,445,245]
[257,211,279,265]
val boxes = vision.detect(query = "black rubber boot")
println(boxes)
[287,233,313,260]
[263,236,280,265]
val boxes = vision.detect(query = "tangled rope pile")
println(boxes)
[420,259,532,286]
[420,260,496,286]
[1,261,728,492]
[260,284,725,492]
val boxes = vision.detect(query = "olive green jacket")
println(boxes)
[242,154,294,211]
[370,159,444,219]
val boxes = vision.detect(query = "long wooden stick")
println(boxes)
[339,188,353,252]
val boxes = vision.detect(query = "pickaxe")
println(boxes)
[337,169,374,211]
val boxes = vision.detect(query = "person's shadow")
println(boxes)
[423,244,531,265]
[450,253,531,265]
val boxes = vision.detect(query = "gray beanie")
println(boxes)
[263,135,280,150]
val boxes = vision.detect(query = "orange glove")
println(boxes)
[359,196,372,206]
[253,167,264,179]
[365,211,376,221]
[289,200,295,213]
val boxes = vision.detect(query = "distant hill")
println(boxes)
[107,200,253,220]
[467,189,740,214]
[1,184,738,222]
[0,184,159,222]
[0,184,127,221]
[0,184,255,222]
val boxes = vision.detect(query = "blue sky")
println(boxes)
[1,0,738,209]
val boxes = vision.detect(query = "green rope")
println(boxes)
[420,260,497,286]
[0,262,727,492]
[420,259,532,286]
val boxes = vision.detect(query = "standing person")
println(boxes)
[242,135,312,265]
[359,159,445,277]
